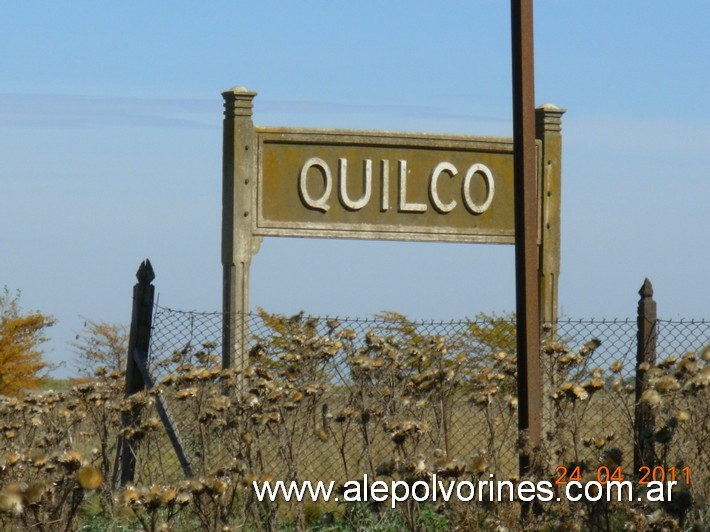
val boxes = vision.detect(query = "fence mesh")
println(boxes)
[130,306,710,494]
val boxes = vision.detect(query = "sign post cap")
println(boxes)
[223,85,257,97]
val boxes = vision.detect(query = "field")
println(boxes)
[1,310,709,530]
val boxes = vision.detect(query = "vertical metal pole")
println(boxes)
[511,0,542,483]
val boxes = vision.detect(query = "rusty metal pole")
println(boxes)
[511,0,543,485]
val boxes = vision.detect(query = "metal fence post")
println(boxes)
[634,278,657,475]
[114,259,155,487]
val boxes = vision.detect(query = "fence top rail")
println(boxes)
[656,318,710,324]
[151,304,702,327]
[154,305,476,326]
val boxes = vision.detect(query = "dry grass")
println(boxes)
[0,313,708,530]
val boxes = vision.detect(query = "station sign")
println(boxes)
[255,128,521,243]
[221,86,564,369]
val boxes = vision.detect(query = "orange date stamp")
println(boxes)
[555,465,691,485]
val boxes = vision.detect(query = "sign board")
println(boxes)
[221,87,564,368]
[256,128,520,243]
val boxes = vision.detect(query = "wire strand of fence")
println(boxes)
[123,304,710,487]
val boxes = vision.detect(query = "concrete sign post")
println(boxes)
[536,104,565,329]
[221,86,564,373]
[221,88,260,372]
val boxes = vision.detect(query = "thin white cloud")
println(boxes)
[0,93,217,128]
[0,93,509,133]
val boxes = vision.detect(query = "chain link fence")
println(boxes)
[129,305,710,495]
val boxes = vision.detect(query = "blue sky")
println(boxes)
[1,1,708,375]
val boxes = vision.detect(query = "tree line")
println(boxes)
[0,287,127,395]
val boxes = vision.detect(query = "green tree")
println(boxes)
[465,310,517,357]
[0,287,55,395]
[70,319,128,375]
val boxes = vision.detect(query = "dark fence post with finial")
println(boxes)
[634,278,657,476]
[113,259,155,487]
